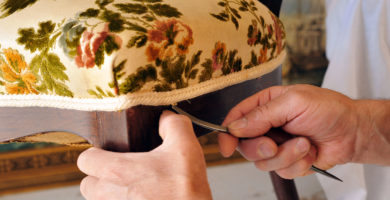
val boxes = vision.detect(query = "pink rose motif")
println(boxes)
[75,24,122,68]
[146,19,194,62]
[212,41,226,71]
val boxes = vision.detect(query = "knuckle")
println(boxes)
[287,90,306,103]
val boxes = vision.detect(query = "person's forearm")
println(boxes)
[353,100,390,165]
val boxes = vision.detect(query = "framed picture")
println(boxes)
[0,132,244,195]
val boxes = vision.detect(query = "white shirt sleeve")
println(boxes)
[319,1,390,200]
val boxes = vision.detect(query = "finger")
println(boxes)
[80,176,128,200]
[158,110,198,149]
[218,133,238,157]
[227,89,308,138]
[254,137,311,171]
[77,147,148,184]
[275,146,317,179]
[222,85,287,126]
[237,136,278,161]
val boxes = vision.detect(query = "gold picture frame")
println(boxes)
[0,133,244,196]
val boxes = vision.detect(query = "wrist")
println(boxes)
[352,100,390,165]
[182,179,212,200]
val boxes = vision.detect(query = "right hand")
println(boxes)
[218,84,368,179]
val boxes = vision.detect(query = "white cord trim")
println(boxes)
[0,50,286,111]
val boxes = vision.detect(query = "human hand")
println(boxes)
[77,111,212,200]
[218,84,367,179]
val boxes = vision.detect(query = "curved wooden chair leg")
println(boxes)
[270,172,300,200]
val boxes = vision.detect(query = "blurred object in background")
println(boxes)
[280,0,328,86]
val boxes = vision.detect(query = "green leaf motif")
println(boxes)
[104,35,120,55]
[109,19,125,32]
[54,82,73,97]
[230,8,241,19]
[102,10,124,32]
[113,60,126,73]
[95,35,121,67]
[142,14,155,22]
[190,51,202,68]
[220,49,242,75]
[0,0,38,18]
[185,51,202,79]
[239,6,248,11]
[119,65,157,93]
[231,16,239,29]
[87,89,101,98]
[88,86,115,98]
[95,45,105,67]
[110,59,127,95]
[160,56,185,85]
[114,3,147,15]
[218,2,227,7]
[79,8,100,18]
[147,4,182,18]
[154,83,172,92]
[126,22,147,33]
[30,53,73,97]
[199,59,213,82]
[210,13,228,22]
[46,54,68,81]
[17,21,56,53]
[127,34,147,48]
[188,69,198,80]
[95,0,114,8]
[134,0,162,3]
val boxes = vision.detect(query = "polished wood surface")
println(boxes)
[270,172,300,200]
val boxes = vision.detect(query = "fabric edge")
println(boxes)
[0,50,286,112]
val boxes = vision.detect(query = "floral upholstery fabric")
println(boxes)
[0,0,286,111]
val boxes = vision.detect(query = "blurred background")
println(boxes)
[0,0,328,199]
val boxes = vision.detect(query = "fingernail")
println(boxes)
[228,117,248,130]
[258,143,274,158]
[296,138,309,154]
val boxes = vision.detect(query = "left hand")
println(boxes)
[77,111,212,200]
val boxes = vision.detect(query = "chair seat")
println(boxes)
[0,0,285,111]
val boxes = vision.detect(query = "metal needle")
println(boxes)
[172,105,343,182]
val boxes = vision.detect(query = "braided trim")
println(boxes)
[0,50,286,111]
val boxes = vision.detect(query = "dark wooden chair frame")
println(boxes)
[0,1,300,199]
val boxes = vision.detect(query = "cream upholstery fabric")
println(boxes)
[0,0,286,111]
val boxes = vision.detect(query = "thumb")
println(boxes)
[158,110,198,149]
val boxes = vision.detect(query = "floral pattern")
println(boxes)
[0,0,286,99]
[0,48,38,94]
[211,0,286,64]
[146,19,193,62]
[75,24,122,68]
